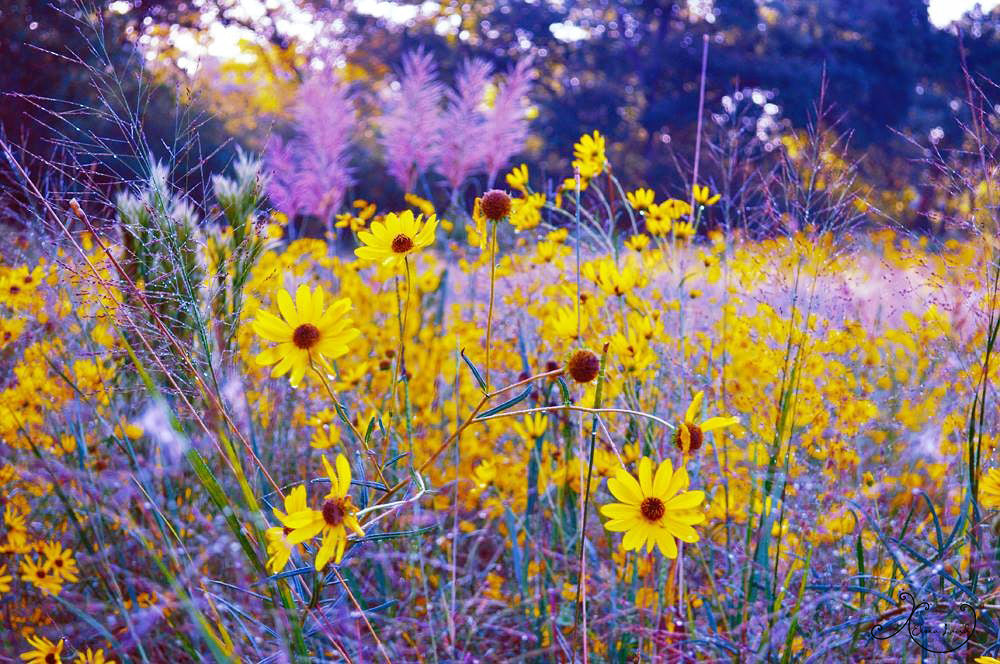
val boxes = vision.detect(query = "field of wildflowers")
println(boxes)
[5,27,1000,664]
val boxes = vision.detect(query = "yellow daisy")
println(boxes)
[354,209,438,268]
[600,457,705,558]
[252,284,359,388]
[21,556,62,595]
[20,634,63,664]
[282,454,365,569]
[980,468,1000,509]
[0,563,11,594]
[41,541,78,583]
[674,390,740,454]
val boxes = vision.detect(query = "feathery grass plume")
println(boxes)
[208,147,268,352]
[379,48,445,193]
[115,159,205,344]
[439,58,494,193]
[264,73,356,231]
[481,57,534,186]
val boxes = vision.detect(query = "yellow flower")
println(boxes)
[41,541,79,583]
[21,556,62,595]
[975,658,1000,664]
[282,454,365,569]
[693,184,721,206]
[624,234,650,252]
[20,635,63,664]
[627,188,655,210]
[252,284,359,388]
[404,193,436,218]
[265,485,309,574]
[673,220,696,241]
[674,391,740,454]
[510,193,546,232]
[980,468,1000,509]
[74,649,114,664]
[505,163,530,193]
[0,563,11,594]
[354,209,438,268]
[573,130,607,176]
[600,457,705,558]
[512,413,548,440]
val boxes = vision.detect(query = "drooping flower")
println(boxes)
[354,210,438,269]
[265,485,309,574]
[282,454,365,569]
[253,285,359,388]
[674,391,740,454]
[693,184,721,206]
[627,188,655,211]
[600,457,705,558]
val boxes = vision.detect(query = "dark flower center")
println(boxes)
[392,234,414,253]
[46,655,56,664]
[674,423,704,454]
[322,498,345,527]
[37,569,47,579]
[640,497,666,522]
[292,323,321,350]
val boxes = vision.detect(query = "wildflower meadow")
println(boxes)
[5,1,1000,662]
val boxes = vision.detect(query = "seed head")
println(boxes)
[480,189,512,221]
[566,349,601,383]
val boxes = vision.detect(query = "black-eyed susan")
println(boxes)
[354,209,437,268]
[600,457,705,558]
[573,130,607,178]
[20,635,63,664]
[21,556,62,595]
[980,468,1000,509]
[674,390,739,454]
[41,541,78,583]
[282,454,365,569]
[253,284,359,388]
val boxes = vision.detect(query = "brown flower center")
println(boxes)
[54,558,63,568]
[640,497,666,522]
[37,569,47,579]
[391,234,414,253]
[322,498,345,527]
[46,655,56,664]
[674,422,704,454]
[292,323,321,349]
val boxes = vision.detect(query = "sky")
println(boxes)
[929,0,999,26]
